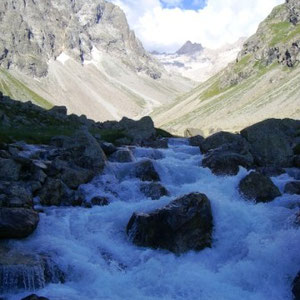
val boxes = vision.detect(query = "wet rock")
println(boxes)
[238,172,281,203]
[38,178,69,206]
[91,196,109,206]
[0,248,64,293]
[140,182,169,200]
[119,116,156,144]
[0,158,21,180]
[48,105,67,116]
[47,158,94,189]
[293,272,300,300]
[0,208,39,238]
[0,182,33,208]
[101,142,117,156]
[134,160,160,182]
[60,166,94,190]
[127,192,213,254]
[189,135,205,147]
[294,155,300,168]
[63,130,107,171]
[286,168,300,180]
[200,131,244,154]
[202,141,254,176]
[284,181,300,195]
[142,139,168,149]
[109,149,135,163]
[52,130,107,172]
[241,118,300,167]
[255,166,286,177]
[21,295,49,300]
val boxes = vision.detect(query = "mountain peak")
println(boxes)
[176,41,204,55]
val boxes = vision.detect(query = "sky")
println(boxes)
[111,0,284,53]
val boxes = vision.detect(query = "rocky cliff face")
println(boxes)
[0,0,161,79]
[0,0,193,122]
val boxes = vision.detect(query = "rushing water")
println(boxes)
[3,139,300,300]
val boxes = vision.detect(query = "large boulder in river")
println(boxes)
[52,130,107,172]
[284,181,300,195]
[109,149,135,163]
[202,141,254,176]
[238,172,281,203]
[241,118,300,167]
[0,208,39,239]
[127,193,213,254]
[200,131,244,154]
[140,182,169,200]
[134,160,160,182]
[189,135,205,147]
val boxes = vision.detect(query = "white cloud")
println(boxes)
[112,0,284,53]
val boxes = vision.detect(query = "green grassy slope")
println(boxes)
[153,3,300,135]
[0,68,52,109]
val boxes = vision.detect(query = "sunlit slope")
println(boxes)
[0,68,52,109]
[153,1,300,135]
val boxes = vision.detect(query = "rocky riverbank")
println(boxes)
[0,94,299,299]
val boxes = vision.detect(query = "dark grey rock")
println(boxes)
[284,181,300,195]
[202,141,254,176]
[109,149,135,163]
[255,166,286,177]
[0,158,20,181]
[142,139,168,149]
[241,118,300,167]
[127,192,213,254]
[239,172,282,203]
[134,160,160,182]
[0,182,33,208]
[119,116,156,144]
[0,208,39,239]
[140,182,169,200]
[200,131,244,154]
[59,130,107,172]
[48,105,67,116]
[101,142,117,156]
[294,155,300,168]
[38,178,69,206]
[91,196,109,206]
[21,295,49,300]
[293,272,300,300]
[60,166,94,189]
[189,135,205,147]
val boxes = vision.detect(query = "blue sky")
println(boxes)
[112,0,284,52]
[160,0,207,10]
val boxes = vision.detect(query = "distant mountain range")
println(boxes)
[153,0,300,135]
[153,39,245,82]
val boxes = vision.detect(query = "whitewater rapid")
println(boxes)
[4,138,300,300]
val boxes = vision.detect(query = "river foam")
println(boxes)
[3,139,300,300]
